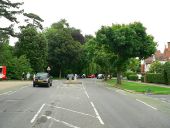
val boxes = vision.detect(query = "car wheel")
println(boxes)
[47,82,50,87]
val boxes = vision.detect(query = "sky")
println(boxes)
[7,0,170,51]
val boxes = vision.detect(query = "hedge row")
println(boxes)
[143,62,170,85]
[145,73,165,84]
[128,75,138,81]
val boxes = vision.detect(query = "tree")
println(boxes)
[0,39,13,65]
[15,26,48,72]
[149,61,164,73]
[45,19,83,78]
[7,55,32,79]
[127,58,140,73]
[96,22,156,85]
[22,13,44,30]
[0,0,23,39]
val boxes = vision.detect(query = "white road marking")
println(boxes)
[7,91,17,95]
[42,115,80,128]
[116,90,126,95]
[82,83,90,98]
[136,99,157,110]
[0,91,12,96]
[46,104,96,118]
[30,103,45,123]
[90,102,104,125]
[0,85,30,96]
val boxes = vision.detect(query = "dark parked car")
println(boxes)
[33,72,52,87]
[66,74,74,80]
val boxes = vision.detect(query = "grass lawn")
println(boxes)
[106,79,170,95]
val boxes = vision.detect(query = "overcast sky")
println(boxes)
[10,0,170,51]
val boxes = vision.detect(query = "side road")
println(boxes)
[0,81,32,94]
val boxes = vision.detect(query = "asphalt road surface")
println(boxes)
[0,79,170,128]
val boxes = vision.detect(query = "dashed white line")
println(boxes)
[136,99,157,110]
[82,83,90,99]
[90,102,104,125]
[30,103,45,123]
[43,115,80,128]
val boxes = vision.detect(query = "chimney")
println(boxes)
[168,42,170,48]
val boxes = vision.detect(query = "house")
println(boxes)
[141,42,170,73]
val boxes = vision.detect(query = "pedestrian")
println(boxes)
[26,72,30,80]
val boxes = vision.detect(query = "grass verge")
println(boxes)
[106,79,170,95]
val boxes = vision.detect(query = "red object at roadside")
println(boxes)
[0,66,7,80]
[87,74,95,78]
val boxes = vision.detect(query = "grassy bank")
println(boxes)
[106,79,170,94]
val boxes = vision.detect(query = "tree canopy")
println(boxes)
[96,22,156,85]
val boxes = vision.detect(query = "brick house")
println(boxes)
[141,42,170,73]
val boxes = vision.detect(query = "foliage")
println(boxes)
[149,61,164,73]
[164,62,170,85]
[0,0,23,38]
[125,71,137,79]
[146,73,165,84]
[22,13,44,30]
[45,19,83,77]
[7,55,32,79]
[127,58,140,73]
[15,26,48,72]
[141,76,144,82]
[96,22,156,85]
[128,75,138,81]
[0,40,13,65]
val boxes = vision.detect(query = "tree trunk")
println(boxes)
[59,68,62,79]
[117,71,122,85]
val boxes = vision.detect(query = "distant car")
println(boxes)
[81,74,86,78]
[33,72,52,87]
[66,74,74,80]
[87,74,95,78]
[97,74,104,79]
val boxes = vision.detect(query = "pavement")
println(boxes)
[0,79,170,128]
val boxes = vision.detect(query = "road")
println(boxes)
[0,79,170,128]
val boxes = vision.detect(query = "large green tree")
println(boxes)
[45,19,83,78]
[96,22,156,85]
[0,0,23,40]
[15,26,48,72]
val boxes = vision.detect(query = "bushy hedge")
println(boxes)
[125,71,137,80]
[128,75,138,81]
[141,76,144,82]
[146,73,165,84]
[164,62,170,85]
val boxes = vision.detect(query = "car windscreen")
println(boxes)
[36,73,48,79]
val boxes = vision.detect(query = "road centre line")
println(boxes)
[82,83,90,98]
[136,99,157,110]
[90,102,104,125]
[42,115,80,128]
[30,103,45,123]
[46,104,96,118]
